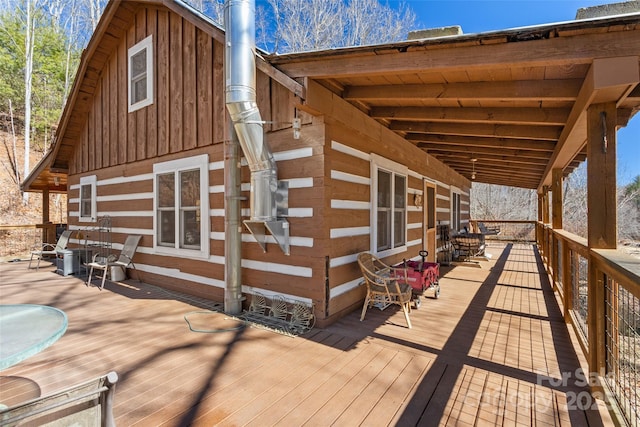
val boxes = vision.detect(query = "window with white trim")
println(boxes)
[79,175,97,222]
[128,35,153,112]
[153,155,209,258]
[451,190,462,232]
[371,154,407,256]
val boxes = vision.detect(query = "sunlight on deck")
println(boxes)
[0,243,614,426]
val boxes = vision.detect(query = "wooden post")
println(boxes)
[586,102,617,379]
[542,186,550,225]
[552,169,563,230]
[562,241,572,321]
[42,189,52,243]
[536,193,543,245]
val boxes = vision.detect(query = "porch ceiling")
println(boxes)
[269,14,640,190]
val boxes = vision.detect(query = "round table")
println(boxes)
[0,304,68,370]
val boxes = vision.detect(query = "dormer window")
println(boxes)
[128,35,153,112]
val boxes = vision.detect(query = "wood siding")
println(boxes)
[70,7,224,177]
[65,4,470,326]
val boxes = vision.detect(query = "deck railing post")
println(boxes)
[586,102,618,387]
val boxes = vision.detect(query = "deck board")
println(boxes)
[0,243,614,426]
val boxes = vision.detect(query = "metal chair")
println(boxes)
[357,252,413,328]
[86,235,141,289]
[28,230,73,270]
[0,371,118,427]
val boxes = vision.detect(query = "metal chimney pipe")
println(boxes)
[224,0,278,221]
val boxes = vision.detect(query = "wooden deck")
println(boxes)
[0,243,614,426]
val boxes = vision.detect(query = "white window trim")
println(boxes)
[153,154,209,259]
[370,154,408,258]
[128,35,153,112]
[79,175,97,222]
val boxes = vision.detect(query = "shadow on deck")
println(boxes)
[0,243,614,426]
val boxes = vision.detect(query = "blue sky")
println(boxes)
[394,0,639,184]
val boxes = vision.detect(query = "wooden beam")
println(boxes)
[274,27,640,78]
[418,144,552,160]
[430,153,546,171]
[345,80,581,102]
[425,149,547,165]
[390,121,561,141]
[409,134,556,152]
[443,162,544,178]
[542,186,550,224]
[256,57,306,99]
[538,56,640,190]
[370,106,570,126]
[587,103,617,249]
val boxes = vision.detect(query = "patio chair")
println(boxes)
[86,235,141,290]
[28,230,73,270]
[451,233,486,263]
[357,252,413,329]
[478,222,500,235]
[0,371,118,427]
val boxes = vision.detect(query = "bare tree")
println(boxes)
[260,0,416,53]
[1,100,21,186]
[470,182,537,220]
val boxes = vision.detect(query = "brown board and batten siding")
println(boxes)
[66,3,329,315]
[301,80,470,322]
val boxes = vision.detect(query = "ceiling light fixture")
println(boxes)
[471,157,477,180]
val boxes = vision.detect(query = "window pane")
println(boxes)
[394,211,405,247]
[180,169,200,207]
[80,184,92,217]
[131,50,147,78]
[81,201,91,217]
[427,187,435,229]
[132,78,147,104]
[394,175,406,208]
[181,210,201,248]
[158,173,174,207]
[159,210,175,245]
[377,210,391,251]
[377,170,391,208]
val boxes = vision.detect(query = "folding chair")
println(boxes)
[29,230,73,270]
[86,235,142,289]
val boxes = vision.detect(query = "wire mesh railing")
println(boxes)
[604,276,640,427]
[571,250,589,340]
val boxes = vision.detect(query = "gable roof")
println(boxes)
[22,0,226,193]
[23,3,640,193]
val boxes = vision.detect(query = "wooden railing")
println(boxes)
[0,223,65,258]
[536,222,640,427]
[469,219,536,242]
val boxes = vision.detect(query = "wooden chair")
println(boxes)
[357,252,413,328]
[28,230,73,270]
[0,371,118,427]
[86,235,141,290]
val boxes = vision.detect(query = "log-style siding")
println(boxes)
[65,3,470,326]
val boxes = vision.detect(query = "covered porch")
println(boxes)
[0,241,615,425]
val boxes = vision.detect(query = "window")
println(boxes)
[128,35,153,112]
[371,154,407,256]
[79,175,97,222]
[153,155,209,258]
[451,190,461,232]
